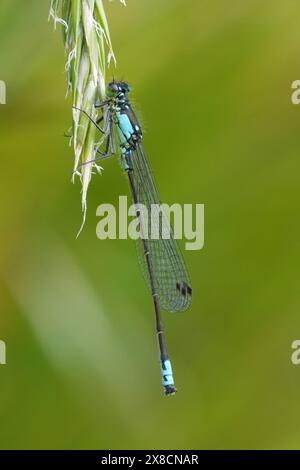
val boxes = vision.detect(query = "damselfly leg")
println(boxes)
[72,106,106,135]
[72,106,116,169]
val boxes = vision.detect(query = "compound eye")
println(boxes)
[119,82,130,94]
[110,83,118,92]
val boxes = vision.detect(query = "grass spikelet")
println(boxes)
[49,0,125,234]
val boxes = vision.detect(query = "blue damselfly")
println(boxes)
[74,81,192,396]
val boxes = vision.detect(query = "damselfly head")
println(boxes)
[107,81,131,97]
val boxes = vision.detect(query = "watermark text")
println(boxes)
[0,80,6,105]
[0,340,6,365]
[96,196,204,251]
[291,340,300,365]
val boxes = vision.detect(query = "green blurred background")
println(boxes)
[1,0,300,450]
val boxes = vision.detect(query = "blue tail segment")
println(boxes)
[161,359,177,395]
[161,359,174,386]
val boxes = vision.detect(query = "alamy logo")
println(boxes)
[0,340,6,365]
[0,80,6,104]
[96,196,204,251]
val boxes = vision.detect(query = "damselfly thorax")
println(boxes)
[107,84,143,169]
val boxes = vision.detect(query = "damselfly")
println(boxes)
[74,81,192,396]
